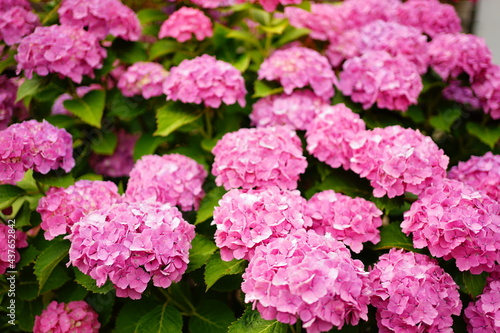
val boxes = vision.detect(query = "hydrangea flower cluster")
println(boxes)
[212,126,307,190]
[163,54,246,108]
[306,103,366,170]
[33,300,100,333]
[464,269,500,332]
[249,90,328,130]
[89,129,138,178]
[117,62,169,99]
[241,230,372,333]
[125,154,207,211]
[258,46,337,100]
[159,7,213,42]
[16,25,107,83]
[338,51,423,111]
[369,249,462,332]
[68,202,195,299]
[349,125,449,198]
[0,120,75,184]
[401,178,500,274]
[37,180,122,240]
[58,0,141,41]
[471,63,500,119]
[307,190,382,253]
[0,4,39,46]
[0,75,26,130]
[448,152,500,202]
[212,186,312,261]
[0,223,28,274]
[52,84,102,116]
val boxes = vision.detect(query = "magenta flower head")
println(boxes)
[306,103,366,170]
[465,268,500,332]
[67,202,195,299]
[401,178,500,274]
[33,300,100,333]
[0,75,26,130]
[37,180,122,240]
[250,90,328,130]
[0,223,28,274]
[212,186,312,261]
[339,51,423,112]
[125,154,207,211]
[163,54,246,108]
[472,63,500,120]
[241,230,372,332]
[159,7,213,43]
[212,126,307,190]
[258,46,337,100]
[58,0,141,41]
[307,190,382,253]
[117,62,169,99]
[369,249,462,332]
[16,25,107,84]
[0,5,39,46]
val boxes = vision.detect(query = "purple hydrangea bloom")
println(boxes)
[158,7,213,43]
[117,62,169,99]
[442,80,481,109]
[465,268,500,332]
[0,5,39,46]
[0,223,28,274]
[472,64,500,119]
[34,301,100,333]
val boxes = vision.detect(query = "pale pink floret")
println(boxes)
[307,190,382,253]
[472,64,500,119]
[37,180,122,240]
[67,202,195,299]
[125,154,207,211]
[250,90,328,130]
[0,224,28,274]
[16,25,107,84]
[159,7,213,43]
[306,103,366,170]
[258,46,337,100]
[465,268,500,332]
[52,84,102,116]
[33,301,100,333]
[0,6,39,45]
[212,187,312,261]
[212,126,307,190]
[241,230,372,333]
[163,54,246,108]
[117,62,169,99]
[58,0,141,41]
[369,249,462,333]
[401,178,500,274]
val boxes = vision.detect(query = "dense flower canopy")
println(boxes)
[159,7,213,42]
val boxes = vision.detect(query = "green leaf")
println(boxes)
[113,40,148,64]
[154,104,202,137]
[259,21,288,35]
[429,107,462,132]
[107,90,147,120]
[227,29,261,47]
[149,40,179,60]
[16,77,41,102]
[33,170,75,188]
[466,122,500,149]
[73,267,115,294]
[196,186,226,224]
[17,268,39,301]
[135,304,183,333]
[189,300,235,333]
[253,80,283,98]
[406,105,425,124]
[17,298,43,331]
[305,168,372,199]
[0,184,26,210]
[91,131,118,155]
[461,271,488,299]
[33,239,70,292]
[14,201,32,228]
[228,307,288,333]
[188,235,218,272]
[133,132,169,161]
[137,8,167,25]
[17,245,41,269]
[370,195,405,215]
[233,53,251,73]
[275,28,310,48]
[40,265,71,294]
[115,299,158,333]
[249,8,271,26]
[63,89,105,128]
[372,222,417,252]
[204,253,246,290]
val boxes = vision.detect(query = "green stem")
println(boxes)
[204,107,214,139]
[35,180,46,196]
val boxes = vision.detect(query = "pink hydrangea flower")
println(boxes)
[428,33,493,82]
[33,300,100,333]
[0,76,26,130]
[338,0,401,31]
[37,180,122,240]
[212,187,312,261]
[0,5,39,45]
[250,90,328,130]
[465,268,500,332]
[448,152,500,202]
[212,126,307,190]
[58,0,141,41]
[67,202,195,299]
[241,230,372,332]
[349,125,449,198]
[0,224,28,274]
[306,103,366,170]
[401,178,500,274]
[52,84,102,116]
[442,80,481,109]
[369,249,462,332]
[258,46,337,100]
[325,30,362,68]
[395,0,462,37]
[163,54,246,108]
[0,0,30,12]
[159,7,213,43]
[117,62,169,99]
[89,129,138,178]
[247,0,302,12]
[125,154,207,211]
[471,64,500,120]
[338,51,423,111]
[307,190,382,253]
[0,120,75,184]
[16,25,107,84]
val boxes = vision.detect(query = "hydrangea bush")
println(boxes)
[0,0,498,332]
